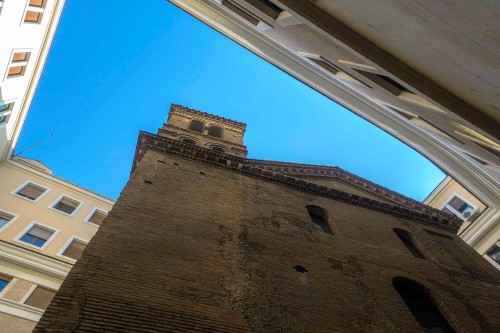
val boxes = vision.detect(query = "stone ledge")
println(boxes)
[133,131,461,233]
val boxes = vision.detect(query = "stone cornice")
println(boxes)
[0,241,72,279]
[133,131,462,232]
[245,159,459,223]
[169,104,247,130]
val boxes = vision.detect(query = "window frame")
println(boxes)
[22,0,47,25]
[0,208,20,233]
[57,236,89,262]
[48,194,84,217]
[439,192,477,221]
[21,284,56,310]
[0,273,13,296]
[10,180,51,203]
[0,100,14,127]
[5,49,32,79]
[84,207,108,227]
[14,221,60,251]
[483,240,500,270]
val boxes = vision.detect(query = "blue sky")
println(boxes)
[16,0,445,201]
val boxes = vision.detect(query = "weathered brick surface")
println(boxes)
[34,147,500,333]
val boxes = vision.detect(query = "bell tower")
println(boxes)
[158,104,248,157]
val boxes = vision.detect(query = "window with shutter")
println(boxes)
[16,183,46,201]
[20,225,54,247]
[0,211,14,229]
[87,209,106,226]
[24,286,56,309]
[62,239,87,260]
[52,196,81,215]
[0,274,12,292]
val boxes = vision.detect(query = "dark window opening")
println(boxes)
[293,265,308,273]
[182,138,196,145]
[393,277,456,333]
[208,126,224,138]
[211,146,225,153]
[53,197,79,215]
[306,205,333,235]
[487,244,500,264]
[188,120,205,133]
[221,0,260,26]
[246,0,282,19]
[394,228,425,259]
[354,69,411,96]
[306,56,340,75]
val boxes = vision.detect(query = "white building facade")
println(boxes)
[0,0,66,161]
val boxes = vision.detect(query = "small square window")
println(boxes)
[86,209,107,226]
[51,196,81,215]
[0,274,12,292]
[24,286,56,309]
[15,182,47,201]
[20,225,55,248]
[29,0,45,7]
[0,211,15,230]
[24,0,46,24]
[487,244,500,264]
[61,238,87,260]
[7,52,30,78]
[0,102,12,112]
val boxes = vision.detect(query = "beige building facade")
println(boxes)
[425,176,499,270]
[166,0,500,259]
[0,157,113,332]
[0,0,66,161]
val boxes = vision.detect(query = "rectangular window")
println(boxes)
[0,274,11,292]
[220,0,271,30]
[24,286,56,309]
[61,238,87,260]
[245,0,283,20]
[0,211,15,230]
[442,195,476,221]
[7,52,31,78]
[14,182,47,201]
[86,209,107,226]
[51,196,82,215]
[0,102,14,125]
[24,0,46,24]
[20,225,54,248]
[353,69,411,96]
[487,243,500,264]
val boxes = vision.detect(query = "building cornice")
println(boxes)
[169,104,247,130]
[4,159,115,205]
[245,159,460,223]
[0,241,71,280]
[133,131,461,232]
[0,298,43,322]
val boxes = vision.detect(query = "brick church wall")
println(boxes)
[35,150,500,332]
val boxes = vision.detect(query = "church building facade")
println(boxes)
[34,104,499,332]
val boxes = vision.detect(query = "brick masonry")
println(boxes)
[34,107,499,332]
[35,146,500,332]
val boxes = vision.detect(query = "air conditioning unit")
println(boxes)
[462,207,479,221]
